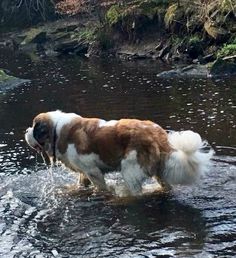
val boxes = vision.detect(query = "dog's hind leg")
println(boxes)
[154,175,172,192]
[121,150,147,196]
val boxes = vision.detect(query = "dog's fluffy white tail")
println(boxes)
[163,130,214,185]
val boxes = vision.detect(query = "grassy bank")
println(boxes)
[1,0,236,74]
[102,0,236,60]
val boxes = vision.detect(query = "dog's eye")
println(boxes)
[33,121,49,144]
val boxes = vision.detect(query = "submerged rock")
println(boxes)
[0,69,29,92]
[157,58,236,78]
[156,64,210,78]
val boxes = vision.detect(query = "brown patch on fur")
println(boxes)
[91,126,126,168]
[32,113,54,152]
[33,113,53,128]
[57,117,100,155]
[115,119,172,177]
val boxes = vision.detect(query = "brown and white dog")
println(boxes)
[25,110,213,195]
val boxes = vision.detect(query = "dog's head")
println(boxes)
[25,110,80,158]
[25,113,53,154]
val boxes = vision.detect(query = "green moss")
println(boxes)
[164,4,178,27]
[170,34,201,47]
[229,36,236,44]
[106,5,123,26]
[0,69,12,82]
[217,43,236,58]
[189,35,201,45]
[78,28,96,41]
[138,0,168,18]
[106,0,169,27]
[220,0,236,13]
[207,61,214,69]
[170,36,183,45]
[21,28,44,45]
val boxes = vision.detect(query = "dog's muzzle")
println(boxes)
[25,127,43,152]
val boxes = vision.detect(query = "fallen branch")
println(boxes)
[223,55,236,61]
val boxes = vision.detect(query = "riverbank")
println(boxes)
[1,0,236,76]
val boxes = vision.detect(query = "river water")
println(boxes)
[0,49,235,257]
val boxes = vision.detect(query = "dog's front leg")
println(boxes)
[71,169,91,187]
[85,168,107,191]
[79,172,91,187]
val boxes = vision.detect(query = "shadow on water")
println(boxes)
[36,195,206,257]
[0,48,235,257]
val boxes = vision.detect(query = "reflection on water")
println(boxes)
[0,167,207,257]
[0,48,235,257]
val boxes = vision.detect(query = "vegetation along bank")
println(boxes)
[1,0,236,76]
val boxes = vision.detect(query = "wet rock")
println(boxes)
[210,58,236,75]
[156,64,210,78]
[0,69,29,92]
[75,42,89,55]
[86,41,102,57]
[117,50,136,59]
[53,31,71,41]
[54,39,88,55]
[55,24,78,33]
[45,49,60,57]
[21,28,47,45]
[132,53,149,60]
[200,53,216,64]
[158,44,171,59]
[19,43,38,53]
[117,49,146,60]
[31,31,47,44]
[118,50,151,60]
[193,54,216,65]
[155,42,163,51]
[54,39,79,53]
[0,18,95,58]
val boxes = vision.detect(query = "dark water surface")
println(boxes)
[0,49,235,257]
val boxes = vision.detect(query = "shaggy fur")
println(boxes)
[25,110,214,195]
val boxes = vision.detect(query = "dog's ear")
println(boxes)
[33,121,50,145]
